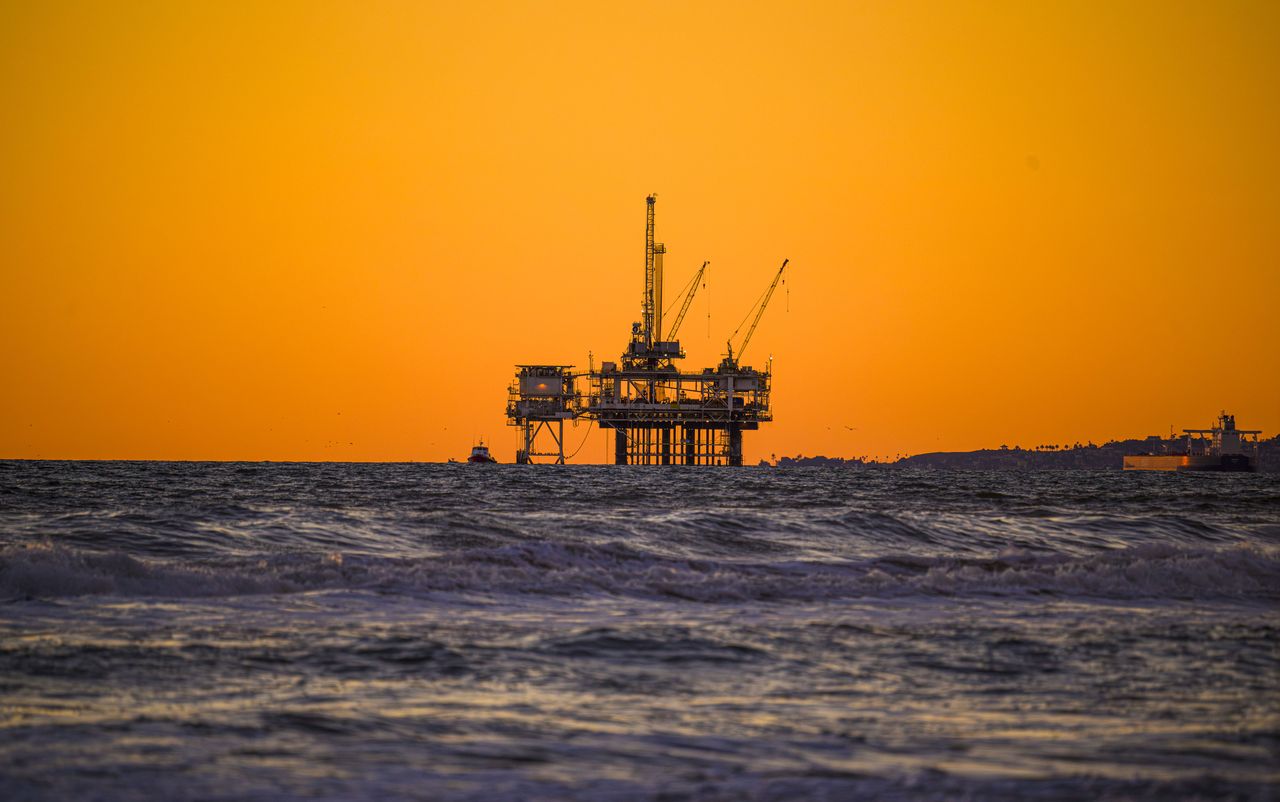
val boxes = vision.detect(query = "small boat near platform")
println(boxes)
[467,440,498,464]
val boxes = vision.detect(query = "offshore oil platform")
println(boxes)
[507,195,787,466]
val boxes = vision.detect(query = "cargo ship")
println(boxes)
[1123,412,1260,472]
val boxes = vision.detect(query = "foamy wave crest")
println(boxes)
[3,541,1278,602]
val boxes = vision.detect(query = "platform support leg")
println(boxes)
[615,428,628,465]
[728,425,743,467]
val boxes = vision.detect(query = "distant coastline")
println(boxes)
[764,434,1280,472]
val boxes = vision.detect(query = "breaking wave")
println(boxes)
[4,540,1277,603]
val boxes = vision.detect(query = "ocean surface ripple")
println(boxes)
[1,461,1277,800]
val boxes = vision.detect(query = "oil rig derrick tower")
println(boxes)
[506,195,785,466]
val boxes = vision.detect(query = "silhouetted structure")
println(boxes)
[507,366,578,464]
[508,196,785,465]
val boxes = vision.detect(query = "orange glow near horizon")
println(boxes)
[2,2,1277,463]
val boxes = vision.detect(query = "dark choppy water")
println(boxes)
[1,462,1278,801]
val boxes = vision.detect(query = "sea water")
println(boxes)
[1,462,1277,800]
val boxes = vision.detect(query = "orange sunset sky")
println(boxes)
[2,1,1277,463]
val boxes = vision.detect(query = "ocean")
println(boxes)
[1,461,1277,800]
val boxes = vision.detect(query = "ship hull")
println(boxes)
[1123,454,1256,472]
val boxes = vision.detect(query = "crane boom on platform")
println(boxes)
[665,260,709,340]
[728,259,788,364]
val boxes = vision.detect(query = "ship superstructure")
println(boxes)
[506,195,786,466]
[1123,412,1261,471]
